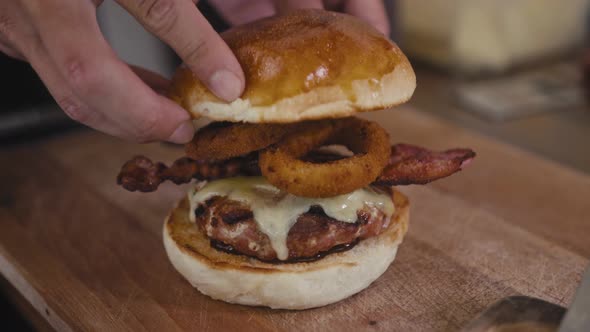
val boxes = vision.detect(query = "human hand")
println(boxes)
[0,0,245,143]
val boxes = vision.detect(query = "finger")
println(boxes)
[2,1,105,128]
[344,0,390,36]
[0,1,34,61]
[116,0,244,102]
[27,0,194,143]
[208,0,275,26]
[28,45,171,141]
[26,44,109,131]
[273,0,323,13]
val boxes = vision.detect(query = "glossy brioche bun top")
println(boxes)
[168,9,416,123]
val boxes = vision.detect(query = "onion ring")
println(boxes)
[259,118,391,198]
[185,121,299,161]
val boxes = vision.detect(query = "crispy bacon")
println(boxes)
[117,144,475,192]
[116,154,260,192]
[375,144,475,186]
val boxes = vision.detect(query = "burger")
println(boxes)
[117,9,475,310]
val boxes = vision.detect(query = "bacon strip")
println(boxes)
[117,144,475,192]
[374,144,475,186]
[117,154,260,192]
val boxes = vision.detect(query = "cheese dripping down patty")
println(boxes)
[188,177,395,260]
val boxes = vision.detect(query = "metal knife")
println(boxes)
[559,266,590,332]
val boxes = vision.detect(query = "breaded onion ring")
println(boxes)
[259,118,390,198]
[185,122,298,161]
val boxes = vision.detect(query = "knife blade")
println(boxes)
[559,266,590,332]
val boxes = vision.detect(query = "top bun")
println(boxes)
[169,9,416,123]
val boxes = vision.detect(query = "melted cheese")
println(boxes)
[188,177,394,260]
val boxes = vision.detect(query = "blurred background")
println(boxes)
[1,0,589,172]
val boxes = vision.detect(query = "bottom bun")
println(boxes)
[163,188,409,310]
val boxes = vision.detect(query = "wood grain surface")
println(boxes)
[0,107,588,331]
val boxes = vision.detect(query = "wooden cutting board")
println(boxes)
[0,107,588,331]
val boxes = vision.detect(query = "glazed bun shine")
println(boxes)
[168,9,416,123]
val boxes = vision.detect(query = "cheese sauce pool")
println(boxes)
[188,177,394,260]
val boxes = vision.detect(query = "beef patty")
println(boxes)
[193,196,391,261]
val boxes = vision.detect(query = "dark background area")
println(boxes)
[0,54,51,108]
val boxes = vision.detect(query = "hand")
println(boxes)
[0,0,245,143]
[209,0,390,36]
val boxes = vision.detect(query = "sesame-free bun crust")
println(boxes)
[168,9,416,123]
[163,189,409,310]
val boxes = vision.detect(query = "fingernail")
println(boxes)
[208,70,243,102]
[168,121,195,144]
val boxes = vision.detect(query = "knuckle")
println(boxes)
[0,8,44,60]
[58,96,92,123]
[0,14,17,42]
[0,8,40,47]
[65,57,89,86]
[63,57,98,92]
[137,0,178,35]
[180,38,208,66]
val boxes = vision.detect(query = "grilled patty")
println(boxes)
[193,196,390,261]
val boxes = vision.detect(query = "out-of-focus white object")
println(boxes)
[456,62,585,121]
[399,0,590,74]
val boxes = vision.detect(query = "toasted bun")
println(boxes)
[163,188,409,310]
[168,9,416,123]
